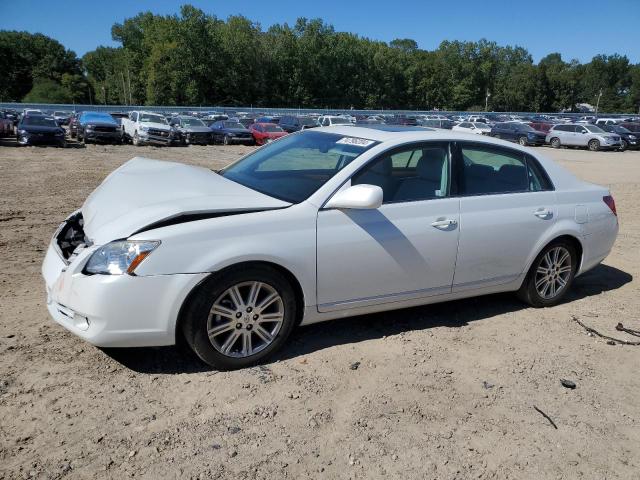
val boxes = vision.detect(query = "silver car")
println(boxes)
[546,123,622,151]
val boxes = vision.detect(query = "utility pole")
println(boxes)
[121,72,127,106]
[595,88,603,117]
[485,90,491,112]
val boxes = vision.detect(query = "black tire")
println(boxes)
[181,265,298,370]
[133,131,140,146]
[550,137,561,149]
[517,239,577,308]
[588,139,600,151]
[620,139,628,151]
[518,136,528,146]
[223,135,230,146]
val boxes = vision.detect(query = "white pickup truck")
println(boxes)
[121,111,174,146]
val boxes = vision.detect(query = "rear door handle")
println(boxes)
[431,218,458,229]
[534,208,553,219]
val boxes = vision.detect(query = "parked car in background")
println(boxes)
[16,114,66,147]
[0,111,13,136]
[279,115,318,133]
[52,111,72,126]
[528,121,555,133]
[467,115,490,124]
[317,115,354,127]
[76,112,122,144]
[68,112,81,138]
[452,122,491,135]
[237,117,256,129]
[42,126,619,369]
[546,124,622,151]
[490,122,546,146]
[2,109,19,126]
[248,122,287,145]
[355,115,385,125]
[121,111,173,146]
[421,119,455,129]
[598,124,638,151]
[255,116,281,125]
[387,115,418,126]
[210,120,255,145]
[620,122,640,134]
[594,118,622,127]
[169,116,213,145]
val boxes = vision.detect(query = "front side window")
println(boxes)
[220,131,378,203]
[352,143,449,203]
[458,144,549,195]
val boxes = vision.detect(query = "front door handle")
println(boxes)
[431,218,458,229]
[534,208,553,219]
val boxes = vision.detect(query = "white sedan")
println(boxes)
[43,126,619,370]
[452,121,492,135]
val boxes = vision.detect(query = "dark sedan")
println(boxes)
[16,115,66,147]
[52,111,73,126]
[599,124,638,151]
[77,112,122,144]
[490,122,546,146]
[210,120,254,145]
[169,116,213,145]
[279,115,318,133]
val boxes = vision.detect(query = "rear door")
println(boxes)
[452,142,556,291]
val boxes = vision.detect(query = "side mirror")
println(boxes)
[325,184,383,210]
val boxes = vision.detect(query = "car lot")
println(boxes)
[0,141,639,478]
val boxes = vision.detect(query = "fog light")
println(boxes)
[74,315,90,331]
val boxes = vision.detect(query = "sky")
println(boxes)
[1,0,639,63]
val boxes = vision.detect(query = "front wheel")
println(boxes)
[517,240,577,307]
[133,131,141,146]
[181,265,298,370]
[518,136,528,146]
[223,135,230,146]
[619,139,628,151]
[588,139,600,151]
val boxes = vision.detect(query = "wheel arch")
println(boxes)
[521,233,584,286]
[175,260,306,345]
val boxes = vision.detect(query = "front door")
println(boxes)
[316,142,460,312]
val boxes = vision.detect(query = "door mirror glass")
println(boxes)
[325,184,383,210]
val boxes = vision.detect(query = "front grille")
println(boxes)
[148,129,169,137]
[94,125,116,133]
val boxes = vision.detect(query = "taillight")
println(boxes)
[603,195,617,216]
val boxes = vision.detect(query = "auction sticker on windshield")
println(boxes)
[336,137,376,147]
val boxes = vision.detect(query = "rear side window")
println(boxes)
[457,144,551,195]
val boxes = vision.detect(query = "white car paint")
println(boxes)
[452,122,491,135]
[42,127,618,350]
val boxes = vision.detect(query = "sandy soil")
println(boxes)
[0,137,638,479]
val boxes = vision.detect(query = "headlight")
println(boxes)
[86,125,94,131]
[18,129,28,135]
[629,135,636,140]
[140,125,149,132]
[84,240,160,275]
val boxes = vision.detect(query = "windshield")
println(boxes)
[23,116,57,127]
[474,123,490,129]
[300,117,316,126]
[181,117,205,127]
[83,114,113,122]
[140,113,168,124]
[223,122,244,129]
[220,131,379,203]
[263,124,284,132]
[517,124,535,132]
[613,126,631,134]
[584,125,605,133]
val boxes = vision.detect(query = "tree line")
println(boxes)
[2,5,639,113]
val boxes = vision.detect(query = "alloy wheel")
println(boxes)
[207,281,284,358]
[534,246,572,300]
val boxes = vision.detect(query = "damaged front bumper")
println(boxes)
[41,212,207,347]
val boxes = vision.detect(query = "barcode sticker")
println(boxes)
[336,137,376,147]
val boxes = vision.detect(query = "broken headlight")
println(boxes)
[84,240,160,275]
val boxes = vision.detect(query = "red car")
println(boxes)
[249,122,288,145]
[528,121,554,133]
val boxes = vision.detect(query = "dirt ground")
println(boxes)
[0,136,638,480]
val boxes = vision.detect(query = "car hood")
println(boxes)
[180,126,212,133]
[140,121,171,130]
[21,125,63,134]
[82,157,291,244]
[83,121,118,127]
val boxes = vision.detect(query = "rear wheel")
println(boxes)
[620,139,628,151]
[517,240,577,307]
[550,137,561,149]
[182,265,297,370]
[223,135,230,146]
[588,139,600,151]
